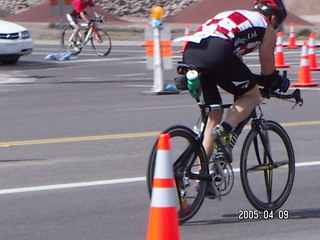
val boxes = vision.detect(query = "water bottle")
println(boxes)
[186,70,201,98]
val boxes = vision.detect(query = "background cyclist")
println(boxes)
[66,0,100,52]
[182,0,290,161]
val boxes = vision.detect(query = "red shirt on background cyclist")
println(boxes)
[182,0,290,161]
[66,0,100,51]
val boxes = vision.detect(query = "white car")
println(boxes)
[0,20,34,64]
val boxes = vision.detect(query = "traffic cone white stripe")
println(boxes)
[300,57,308,66]
[150,188,177,207]
[276,32,283,46]
[308,34,316,55]
[153,150,173,179]
[300,43,309,66]
[308,47,316,55]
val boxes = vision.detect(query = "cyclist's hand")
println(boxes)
[279,75,290,92]
[256,70,289,92]
[97,15,104,23]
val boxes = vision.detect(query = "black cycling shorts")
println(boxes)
[183,37,257,105]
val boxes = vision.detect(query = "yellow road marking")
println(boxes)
[242,120,320,129]
[0,132,160,147]
[281,121,320,127]
[0,120,319,147]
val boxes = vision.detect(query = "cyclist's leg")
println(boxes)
[216,53,261,129]
[203,109,223,159]
[66,13,76,28]
[201,74,223,159]
[66,13,80,42]
[224,86,260,128]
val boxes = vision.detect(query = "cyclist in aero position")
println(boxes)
[66,0,100,51]
[181,0,290,162]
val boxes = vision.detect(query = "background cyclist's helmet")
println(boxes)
[254,0,287,24]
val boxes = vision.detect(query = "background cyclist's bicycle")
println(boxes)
[61,16,112,57]
[147,65,303,223]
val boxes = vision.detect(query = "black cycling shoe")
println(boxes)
[204,185,217,199]
[194,181,217,199]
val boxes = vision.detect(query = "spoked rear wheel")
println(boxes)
[91,28,112,56]
[240,120,295,211]
[147,126,208,223]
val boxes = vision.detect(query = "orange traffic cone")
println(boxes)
[286,23,299,49]
[292,41,319,87]
[146,133,181,240]
[275,32,290,68]
[179,24,190,53]
[308,32,320,71]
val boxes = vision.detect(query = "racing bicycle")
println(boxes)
[61,16,112,56]
[147,64,303,223]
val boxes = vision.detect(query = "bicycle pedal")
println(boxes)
[205,184,221,200]
[204,190,217,199]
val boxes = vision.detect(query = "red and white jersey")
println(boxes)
[180,10,269,56]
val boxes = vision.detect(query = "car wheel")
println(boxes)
[1,56,20,65]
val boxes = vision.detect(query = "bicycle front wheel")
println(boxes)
[61,27,82,54]
[240,120,295,211]
[91,28,112,56]
[147,125,208,223]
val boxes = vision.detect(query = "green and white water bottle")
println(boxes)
[186,70,201,98]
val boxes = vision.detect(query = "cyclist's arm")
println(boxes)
[79,11,90,22]
[90,5,100,18]
[257,25,289,92]
[259,24,276,75]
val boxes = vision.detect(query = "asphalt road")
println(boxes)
[0,41,320,240]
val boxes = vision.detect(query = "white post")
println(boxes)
[142,6,178,95]
[152,25,164,92]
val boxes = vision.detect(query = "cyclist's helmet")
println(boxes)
[254,0,287,24]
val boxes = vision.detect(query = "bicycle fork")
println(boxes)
[251,119,275,167]
[251,119,276,203]
[93,28,102,43]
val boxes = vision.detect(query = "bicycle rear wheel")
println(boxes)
[240,120,295,211]
[61,27,82,54]
[147,125,208,223]
[91,28,112,56]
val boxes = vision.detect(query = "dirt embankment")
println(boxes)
[1,0,316,26]
[164,0,313,26]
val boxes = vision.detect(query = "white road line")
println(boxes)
[114,73,147,77]
[33,48,146,53]
[295,161,320,167]
[116,104,194,111]
[0,177,146,195]
[0,161,320,195]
